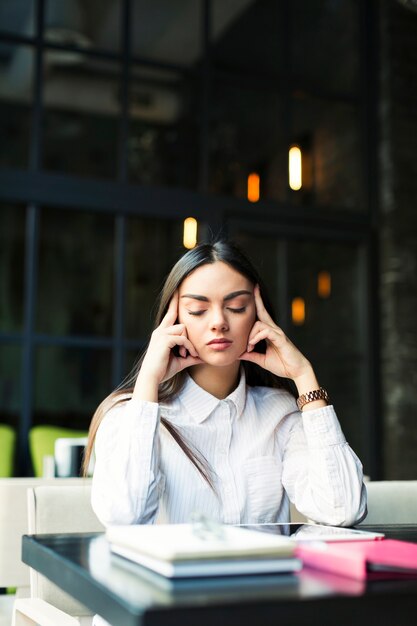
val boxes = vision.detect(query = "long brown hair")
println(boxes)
[83,241,296,484]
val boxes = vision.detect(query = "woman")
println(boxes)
[86,240,367,529]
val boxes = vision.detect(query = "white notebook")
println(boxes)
[107,522,300,578]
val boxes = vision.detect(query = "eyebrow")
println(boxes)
[180,290,252,302]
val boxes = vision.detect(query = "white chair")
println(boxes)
[359,480,417,525]
[12,484,104,626]
[0,478,90,596]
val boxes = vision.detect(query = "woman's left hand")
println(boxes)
[239,285,312,382]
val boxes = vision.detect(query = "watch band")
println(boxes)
[296,387,329,410]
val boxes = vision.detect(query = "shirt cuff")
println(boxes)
[301,404,346,447]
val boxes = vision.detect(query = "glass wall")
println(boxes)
[128,67,200,188]
[0,43,34,169]
[125,217,184,338]
[0,203,25,469]
[0,344,22,430]
[33,345,112,429]
[0,204,25,331]
[0,203,194,472]
[42,56,121,179]
[36,208,115,336]
[0,0,377,476]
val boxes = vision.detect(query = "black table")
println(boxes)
[22,525,417,626]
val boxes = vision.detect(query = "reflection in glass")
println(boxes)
[129,67,199,188]
[125,218,186,339]
[209,79,286,202]
[291,96,363,210]
[37,208,114,336]
[291,0,359,95]
[288,240,362,353]
[43,54,120,178]
[212,0,282,75]
[0,44,33,168]
[45,0,122,52]
[0,344,21,428]
[0,1,36,37]
[34,346,112,429]
[0,204,25,332]
[132,0,201,67]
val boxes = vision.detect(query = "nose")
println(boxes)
[210,307,229,332]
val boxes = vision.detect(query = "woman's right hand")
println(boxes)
[133,292,203,402]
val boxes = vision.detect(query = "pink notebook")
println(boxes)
[296,539,417,581]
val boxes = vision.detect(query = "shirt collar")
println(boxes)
[179,368,247,424]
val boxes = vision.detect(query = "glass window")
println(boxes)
[0,43,33,168]
[291,96,364,211]
[42,54,121,179]
[128,67,199,189]
[132,0,201,67]
[209,77,286,202]
[33,345,112,429]
[212,0,282,76]
[125,217,187,339]
[45,0,122,53]
[0,204,25,332]
[0,343,21,428]
[37,208,114,336]
[291,0,360,95]
[0,0,36,37]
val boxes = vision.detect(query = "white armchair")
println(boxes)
[11,484,104,626]
[0,478,90,596]
[359,480,417,525]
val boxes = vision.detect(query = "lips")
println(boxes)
[206,338,233,351]
[207,338,232,345]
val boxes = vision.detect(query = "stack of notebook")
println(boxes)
[107,522,301,578]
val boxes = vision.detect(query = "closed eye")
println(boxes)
[188,307,246,315]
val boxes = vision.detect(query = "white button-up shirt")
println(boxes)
[92,371,367,528]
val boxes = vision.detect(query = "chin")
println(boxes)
[200,351,241,368]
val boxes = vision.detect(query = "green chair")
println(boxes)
[0,424,16,477]
[29,425,88,477]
